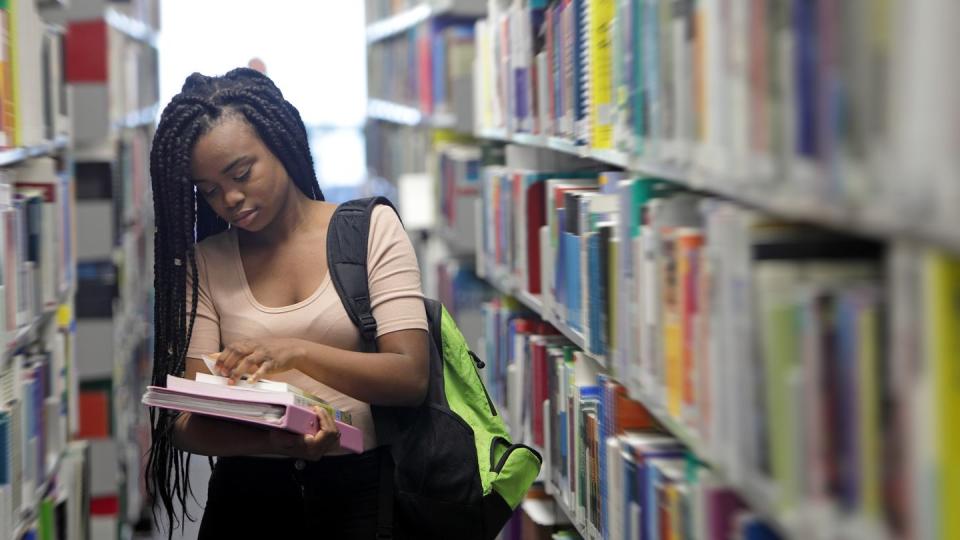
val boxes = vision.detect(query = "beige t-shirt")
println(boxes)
[185,205,428,453]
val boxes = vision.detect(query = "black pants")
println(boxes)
[198,449,387,539]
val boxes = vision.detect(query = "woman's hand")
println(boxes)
[268,407,341,460]
[211,337,307,383]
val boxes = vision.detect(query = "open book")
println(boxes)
[141,374,363,454]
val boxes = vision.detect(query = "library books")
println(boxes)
[479,305,787,539]
[0,329,77,540]
[0,158,75,348]
[473,1,960,232]
[477,158,960,535]
[367,14,477,128]
[142,375,364,454]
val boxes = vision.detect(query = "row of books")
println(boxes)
[473,1,959,228]
[0,157,75,346]
[0,439,91,540]
[476,150,960,537]
[0,0,70,149]
[368,15,476,128]
[0,302,84,539]
[480,306,784,540]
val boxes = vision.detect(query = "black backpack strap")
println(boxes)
[326,196,400,346]
[326,196,401,540]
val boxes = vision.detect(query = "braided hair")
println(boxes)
[146,67,324,535]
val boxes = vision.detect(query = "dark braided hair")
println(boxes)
[146,67,324,536]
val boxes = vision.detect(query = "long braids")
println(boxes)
[146,68,324,536]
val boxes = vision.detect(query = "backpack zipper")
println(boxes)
[469,351,498,416]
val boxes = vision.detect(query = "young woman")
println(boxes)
[146,68,429,538]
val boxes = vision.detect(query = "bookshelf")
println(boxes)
[370,1,959,539]
[47,0,160,537]
[0,137,70,168]
[0,0,87,537]
[367,98,457,129]
[365,0,486,43]
[473,129,960,257]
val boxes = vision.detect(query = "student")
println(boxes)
[146,68,429,539]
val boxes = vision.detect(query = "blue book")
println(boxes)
[564,232,582,331]
[641,454,684,540]
[741,517,782,540]
[794,0,819,158]
[0,411,9,486]
[432,30,447,112]
[836,290,860,510]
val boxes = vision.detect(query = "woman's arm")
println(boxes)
[171,358,341,459]
[215,328,430,408]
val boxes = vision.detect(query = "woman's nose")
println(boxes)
[224,188,244,208]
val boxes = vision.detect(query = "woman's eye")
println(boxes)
[203,187,218,196]
[235,169,251,181]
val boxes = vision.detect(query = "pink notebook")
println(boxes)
[142,377,363,454]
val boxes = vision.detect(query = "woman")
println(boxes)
[146,68,429,538]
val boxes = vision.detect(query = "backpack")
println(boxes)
[326,197,542,539]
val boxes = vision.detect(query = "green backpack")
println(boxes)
[326,197,542,539]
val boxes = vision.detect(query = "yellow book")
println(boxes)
[0,1,15,146]
[587,0,615,149]
[927,252,960,540]
[857,290,881,518]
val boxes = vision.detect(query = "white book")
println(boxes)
[606,436,623,540]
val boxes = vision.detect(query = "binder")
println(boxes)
[142,376,363,454]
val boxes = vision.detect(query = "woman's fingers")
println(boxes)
[230,351,266,383]
[248,358,275,384]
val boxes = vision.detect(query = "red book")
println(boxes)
[66,20,108,83]
[417,25,433,114]
[526,181,547,294]
[78,390,110,439]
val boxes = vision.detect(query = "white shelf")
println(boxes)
[475,130,960,255]
[105,8,158,47]
[12,448,67,539]
[483,268,605,368]
[5,288,72,362]
[367,98,457,128]
[115,103,159,130]
[365,0,485,44]
[522,497,572,527]
[0,136,69,168]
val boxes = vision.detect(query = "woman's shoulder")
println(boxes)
[194,228,236,264]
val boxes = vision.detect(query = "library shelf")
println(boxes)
[521,497,572,527]
[0,136,69,168]
[116,103,159,130]
[12,450,67,538]
[482,267,600,367]
[4,288,73,362]
[366,1,485,44]
[475,130,960,255]
[105,7,158,46]
[483,268,895,540]
[367,98,457,129]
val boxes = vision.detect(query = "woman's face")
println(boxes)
[190,114,294,232]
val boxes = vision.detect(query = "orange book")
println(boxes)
[676,229,704,420]
[78,390,110,439]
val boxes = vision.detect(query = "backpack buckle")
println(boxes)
[358,312,378,342]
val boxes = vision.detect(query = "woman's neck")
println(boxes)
[239,187,321,246]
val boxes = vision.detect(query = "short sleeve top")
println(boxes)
[185,205,428,453]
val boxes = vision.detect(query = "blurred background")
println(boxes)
[3,0,960,539]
